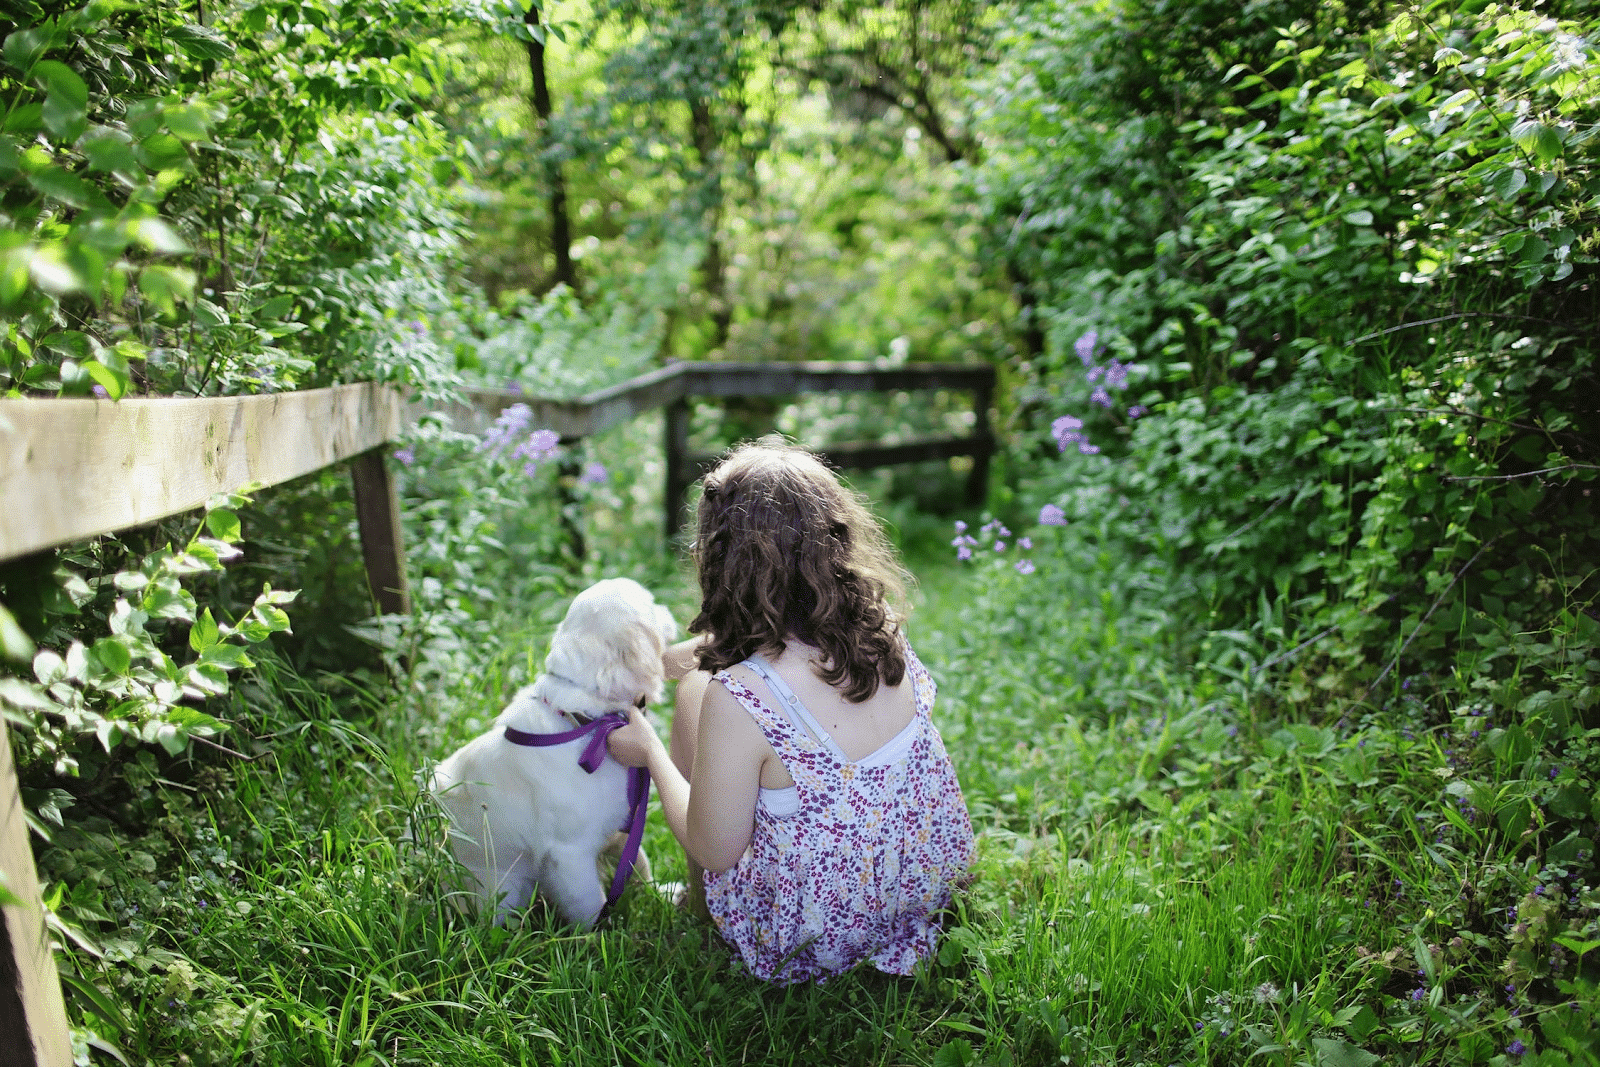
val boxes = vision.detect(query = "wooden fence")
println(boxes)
[0,357,993,1062]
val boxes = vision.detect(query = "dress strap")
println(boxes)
[743,656,850,764]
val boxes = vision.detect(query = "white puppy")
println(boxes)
[431,578,676,927]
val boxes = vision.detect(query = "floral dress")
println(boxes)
[703,640,975,984]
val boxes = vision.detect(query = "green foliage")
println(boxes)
[0,490,293,776]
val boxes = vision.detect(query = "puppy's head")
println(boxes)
[544,578,678,708]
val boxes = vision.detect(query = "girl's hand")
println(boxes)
[607,706,665,768]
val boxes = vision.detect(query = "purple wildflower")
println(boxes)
[92,383,108,398]
[1087,365,1105,383]
[954,520,968,533]
[513,428,561,475]
[1018,536,1033,550]
[956,545,973,562]
[994,541,1006,552]
[1052,414,1089,452]
[1508,1040,1526,1057]
[1078,441,1101,455]
[1090,386,1113,409]
[1103,360,1129,391]
[580,461,608,484]
[394,446,416,466]
[480,403,535,457]
[1015,559,1036,575]
[1411,987,1426,1001]
[1074,331,1098,367]
[1039,504,1067,526]
[1127,405,1148,418]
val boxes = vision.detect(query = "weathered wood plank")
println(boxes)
[679,361,993,398]
[686,432,994,476]
[0,718,72,1067]
[349,449,411,616]
[0,384,403,564]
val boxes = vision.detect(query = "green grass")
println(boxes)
[37,523,1596,1067]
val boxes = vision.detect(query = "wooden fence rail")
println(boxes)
[0,357,993,1062]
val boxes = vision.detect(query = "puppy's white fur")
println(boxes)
[431,578,676,927]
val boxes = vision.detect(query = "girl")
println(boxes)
[607,441,975,984]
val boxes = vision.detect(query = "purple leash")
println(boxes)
[502,711,650,911]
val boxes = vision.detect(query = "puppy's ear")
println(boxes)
[654,603,678,644]
[590,618,668,705]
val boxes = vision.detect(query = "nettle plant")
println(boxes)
[0,490,295,781]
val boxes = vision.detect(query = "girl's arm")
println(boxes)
[607,682,763,872]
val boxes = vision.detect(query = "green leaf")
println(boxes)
[204,508,241,543]
[188,607,219,652]
[1313,1038,1380,1067]
[1491,167,1527,199]
[163,103,211,142]
[90,637,130,675]
[167,23,234,61]
[199,642,253,671]
[84,360,126,399]
[133,217,189,254]
[1343,210,1374,226]
[0,603,33,662]
[1512,120,1563,163]
[82,129,141,175]
[931,1039,975,1067]
[3,102,43,135]
[3,29,49,72]
[26,166,91,208]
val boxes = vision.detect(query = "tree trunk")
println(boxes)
[690,98,730,350]
[525,7,576,292]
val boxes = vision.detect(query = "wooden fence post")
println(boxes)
[1,719,72,1067]
[663,399,692,542]
[349,448,411,616]
[967,378,994,507]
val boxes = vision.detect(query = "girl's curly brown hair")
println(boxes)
[689,441,912,702]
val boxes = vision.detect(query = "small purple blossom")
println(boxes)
[1127,404,1148,418]
[1015,559,1036,575]
[92,383,108,398]
[1052,414,1092,452]
[1077,441,1101,455]
[1018,536,1033,550]
[580,461,608,484]
[1074,331,1099,367]
[994,540,1006,552]
[513,428,562,475]
[1039,504,1067,526]
[1103,360,1129,391]
[479,403,535,457]
[954,520,968,533]
[1411,987,1426,1001]
[956,545,973,561]
[1508,1040,1526,1057]
[1090,386,1113,409]
[394,445,415,466]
